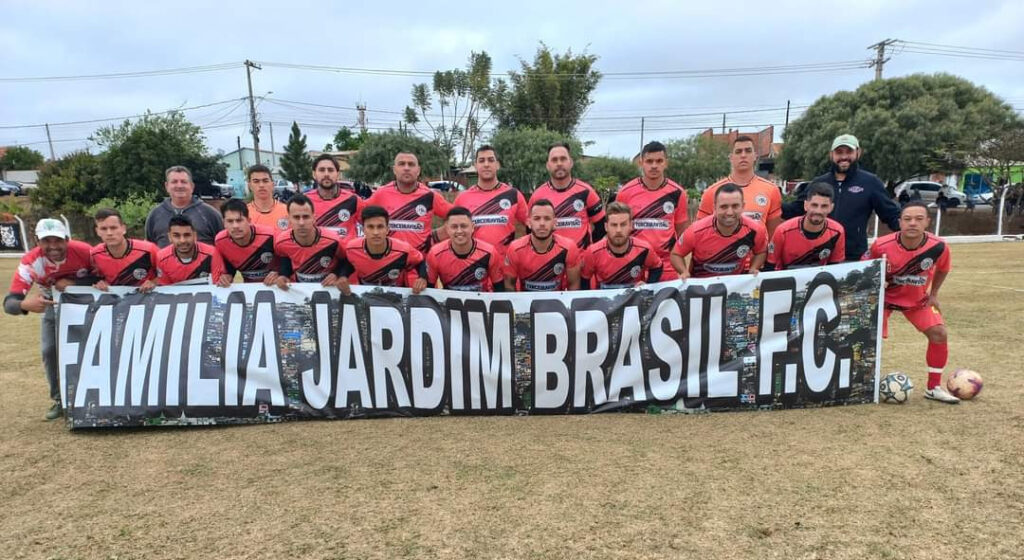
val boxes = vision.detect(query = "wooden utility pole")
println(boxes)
[44,124,56,160]
[244,60,262,163]
[868,39,897,81]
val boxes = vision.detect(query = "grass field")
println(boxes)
[1,242,1022,560]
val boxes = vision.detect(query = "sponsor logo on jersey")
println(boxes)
[848,186,864,193]
[819,248,831,261]
[387,268,401,280]
[132,268,148,280]
[755,194,769,206]
[389,220,424,232]
[736,245,750,258]
[297,272,327,283]
[629,265,642,278]
[260,252,274,264]
[893,274,927,286]
[337,209,351,222]
[573,199,585,212]
[499,198,512,210]
[662,201,675,214]
[920,257,934,270]
[415,204,427,216]
[474,267,487,280]
[472,215,509,226]
[743,211,764,221]
[556,217,583,229]
[552,263,565,275]
[633,218,670,230]
[277,218,290,230]
[319,256,333,268]
[524,280,558,291]
[703,262,741,275]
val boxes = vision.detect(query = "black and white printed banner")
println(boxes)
[56,260,884,429]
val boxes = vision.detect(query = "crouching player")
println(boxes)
[337,205,426,295]
[868,201,958,403]
[581,202,662,289]
[426,206,504,292]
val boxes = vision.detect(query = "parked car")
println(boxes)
[274,180,298,201]
[212,182,234,198]
[428,180,461,192]
[895,181,967,207]
[0,180,23,196]
[968,191,994,205]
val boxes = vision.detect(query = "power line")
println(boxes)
[0,98,245,129]
[0,62,240,83]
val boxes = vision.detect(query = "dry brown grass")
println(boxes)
[1,242,1022,560]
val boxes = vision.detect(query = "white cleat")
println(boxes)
[925,386,960,404]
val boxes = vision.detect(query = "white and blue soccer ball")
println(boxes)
[880,372,914,404]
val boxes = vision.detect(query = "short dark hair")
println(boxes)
[714,183,744,203]
[732,135,755,149]
[221,198,250,219]
[311,154,339,172]
[246,164,273,180]
[94,208,122,223]
[547,142,573,157]
[475,144,498,160]
[529,198,554,212]
[447,206,473,221]
[806,181,835,201]
[641,141,666,157]
[287,193,314,213]
[168,215,194,230]
[361,205,389,224]
[901,200,930,214]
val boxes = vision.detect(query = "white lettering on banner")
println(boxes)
[302,298,333,409]
[75,305,113,408]
[224,299,243,406]
[114,304,169,407]
[573,309,609,408]
[188,302,219,406]
[608,306,646,402]
[704,296,736,398]
[58,302,88,409]
[648,298,683,401]
[633,218,669,230]
[370,306,411,408]
[165,302,189,406]
[467,311,512,409]
[389,220,424,232]
[410,306,445,409]
[336,303,372,407]
[801,282,851,392]
[758,286,793,396]
[240,300,284,406]
[534,311,570,409]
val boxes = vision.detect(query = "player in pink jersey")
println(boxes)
[306,154,362,239]
[531,142,606,248]
[503,199,581,291]
[366,152,452,253]
[581,202,662,289]
[868,201,958,403]
[451,145,528,255]
[614,141,689,281]
[671,184,768,279]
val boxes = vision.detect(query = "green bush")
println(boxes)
[88,193,154,239]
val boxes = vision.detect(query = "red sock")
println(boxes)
[926,342,948,389]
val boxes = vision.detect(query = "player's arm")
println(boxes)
[211,249,232,288]
[434,191,453,219]
[872,180,902,231]
[408,250,427,294]
[271,256,292,289]
[766,187,784,238]
[764,228,784,271]
[749,252,767,275]
[696,188,713,220]
[831,228,847,263]
[928,270,948,311]
[749,225,769,274]
[765,216,782,239]
[670,232,693,279]
[674,192,690,235]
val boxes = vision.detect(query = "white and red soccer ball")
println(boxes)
[947,368,983,400]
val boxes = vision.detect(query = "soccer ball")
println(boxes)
[880,372,914,404]
[946,369,983,400]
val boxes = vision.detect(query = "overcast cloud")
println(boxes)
[2,0,1022,161]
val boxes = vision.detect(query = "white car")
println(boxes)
[895,181,967,207]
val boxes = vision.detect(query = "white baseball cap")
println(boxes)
[35,218,69,240]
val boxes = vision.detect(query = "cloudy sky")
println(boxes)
[2,0,1022,162]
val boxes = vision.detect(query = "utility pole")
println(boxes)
[244,60,262,163]
[236,136,244,172]
[268,121,276,168]
[356,103,367,133]
[721,113,726,134]
[44,123,56,160]
[639,117,645,152]
[868,39,896,81]
[784,100,791,130]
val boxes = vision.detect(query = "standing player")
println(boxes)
[306,154,362,240]
[615,141,689,280]
[531,142,605,248]
[337,205,426,294]
[868,201,958,403]
[90,208,158,292]
[215,198,277,285]
[156,216,225,285]
[671,184,768,279]
[271,193,347,289]
[503,199,581,291]
[425,207,504,292]
[698,136,783,237]
[452,145,528,256]
[366,152,452,254]
[581,202,663,289]
[765,182,846,270]
[245,164,290,232]
[3,219,94,419]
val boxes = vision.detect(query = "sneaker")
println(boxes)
[925,386,960,404]
[44,402,62,421]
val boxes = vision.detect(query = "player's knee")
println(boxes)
[926,325,947,344]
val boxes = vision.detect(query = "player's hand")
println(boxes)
[274,276,290,291]
[411,278,427,294]
[52,278,74,292]
[678,270,690,281]
[262,272,279,286]
[749,268,760,277]
[216,274,233,288]
[139,280,157,294]
[93,280,110,292]
[21,293,54,313]
[321,273,338,287]
[335,276,352,296]
[927,293,941,312]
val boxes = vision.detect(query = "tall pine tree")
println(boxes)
[280,121,313,185]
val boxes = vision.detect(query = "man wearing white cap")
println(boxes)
[3,219,95,420]
[782,134,900,261]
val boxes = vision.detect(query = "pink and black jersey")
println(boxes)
[868,232,951,310]
[274,228,346,283]
[8,240,93,298]
[674,215,768,278]
[531,179,605,248]
[156,242,224,285]
[581,238,662,289]
[426,239,503,292]
[308,188,362,240]
[215,225,277,282]
[343,237,424,288]
[615,177,690,257]
[90,239,158,286]
[366,182,452,253]
[766,217,845,270]
[453,183,528,254]
[503,234,581,292]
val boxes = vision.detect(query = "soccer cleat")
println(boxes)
[44,402,62,421]
[924,386,960,404]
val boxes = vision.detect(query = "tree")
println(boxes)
[31,151,105,212]
[665,135,731,190]
[331,126,370,151]
[347,130,448,185]
[489,44,601,135]
[934,124,1024,189]
[404,51,495,167]
[576,156,638,201]
[0,146,46,173]
[280,121,313,185]
[778,73,1021,185]
[91,110,206,153]
[488,127,582,193]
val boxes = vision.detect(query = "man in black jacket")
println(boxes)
[782,134,900,261]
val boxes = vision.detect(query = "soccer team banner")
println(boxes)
[55,260,884,429]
